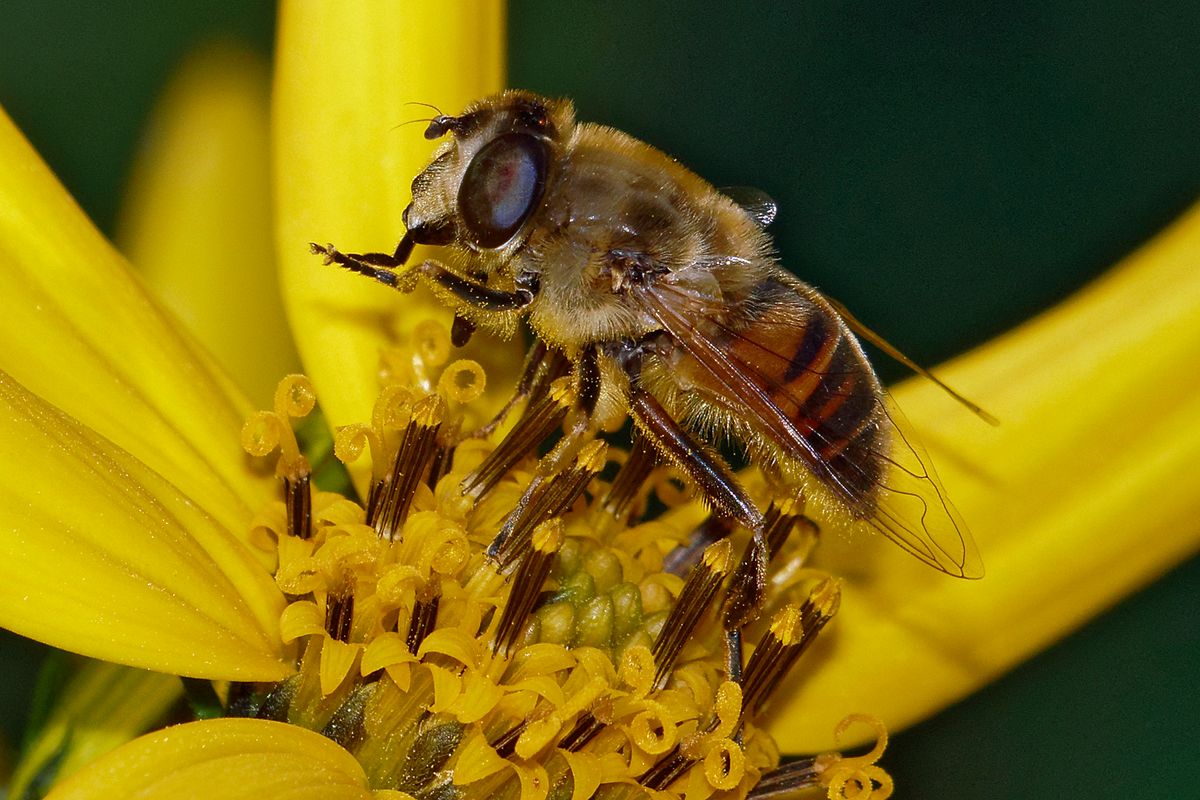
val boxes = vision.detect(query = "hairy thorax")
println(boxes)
[519,123,767,353]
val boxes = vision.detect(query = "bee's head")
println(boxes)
[402,91,574,259]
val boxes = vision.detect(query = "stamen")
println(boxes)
[406,581,441,654]
[491,721,525,759]
[745,756,821,799]
[652,539,734,688]
[557,714,602,753]
[490,439,607,565]
[325,587,354,643]
[741,578,841,721]
[283,472,313,542]
[335,384,413,522]
[461,377,574,498]
[601,434,657,520]
[373,394,446,541]
[242,375,317,539]
[493,518,564,657]
[663,515,735,576]
[239,357,883,797]
[639,745,691,791]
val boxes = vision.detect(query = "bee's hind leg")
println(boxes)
[625,383,770,632]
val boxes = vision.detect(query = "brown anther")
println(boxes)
[662,515,736,576]
[601,435,657,521]
[639,745,692,791]
[489,440,607,566]
[744,757,822,799]
[722,499,812,627]
[651,539,734,689]
[406,581,442,654]
[493,518,564,657]
[284,470,313,541]
[740,578,840,721]
[461,376,573,499]
[372,394,446,541]
[325,590,355,643]
[559,713,605,752]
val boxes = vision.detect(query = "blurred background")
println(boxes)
[0,2,1196,797]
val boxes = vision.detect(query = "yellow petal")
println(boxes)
[273,2,506,443]
[8,659,181,796]
[45,718,371,800]
[0,370,288,680]
[771,202,1200,751]
[116,41,300,407]
[0,105,271,536]
[320,638,361,697]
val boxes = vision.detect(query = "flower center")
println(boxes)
[236,319,891,799]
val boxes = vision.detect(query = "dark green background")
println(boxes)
[0,2,1196,797]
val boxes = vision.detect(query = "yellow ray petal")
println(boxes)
[117,41,300,407]
[45,718,371,800]
[0,370,289,681]
[0,105,271,536]
[769,202,1200,751]
[9,660,182,797]
[273,1,506,443]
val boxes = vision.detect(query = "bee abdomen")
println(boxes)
[789,329,886,516]
[729,301,886,516]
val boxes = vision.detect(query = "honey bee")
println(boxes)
[314,90,984,626]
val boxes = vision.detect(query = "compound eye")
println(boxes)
[458,132,548,249]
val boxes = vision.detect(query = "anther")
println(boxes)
[489,440,607,566]
[461,377,573,499]
[373,394,446,541]
[601,435,657,521]
[325,589,355,643]
[493,518,564,657]
[745,757,822,799]
[406,581,441,654]
[284,471,313,541]
[640,746,692,791]
[558,714,603,753]
[663,515,736,576]
[722,498,813,628]
[652,539,734,688]
[740,578,840,721]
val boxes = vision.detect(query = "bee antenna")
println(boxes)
[404,100,445,116]
[391,117,436,132]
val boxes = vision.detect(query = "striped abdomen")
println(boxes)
[718,279,888,516]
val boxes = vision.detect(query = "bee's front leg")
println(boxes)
[312,242,539,311]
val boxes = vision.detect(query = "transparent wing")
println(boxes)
[718,186,778,228]
[633,271,983,579]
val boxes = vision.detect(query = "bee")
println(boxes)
[313,90,984,627]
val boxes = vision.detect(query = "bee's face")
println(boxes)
[403,91,574,257]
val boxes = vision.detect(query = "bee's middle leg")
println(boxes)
[612,336,769,639]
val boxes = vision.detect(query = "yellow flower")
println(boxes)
[1,3,1198,799]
